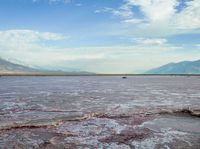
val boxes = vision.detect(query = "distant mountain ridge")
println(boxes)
[0,57,92,74]
[0,57,40,74]
[146,60,200,74]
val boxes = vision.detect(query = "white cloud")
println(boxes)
[174,0,200,30]
[0,30,65,43]
[95,4,135,22]
[0,30,66,55]
[196,44,200,48]
[127,0,178,22]
[133,38,168,45]
[123,18,143,24]
[0,30,105,67]
[99,0,200,36]
[0,30,198,73]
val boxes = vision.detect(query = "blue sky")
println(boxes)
[0,0,200,73]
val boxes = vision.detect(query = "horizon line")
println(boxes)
[1,73,200,76]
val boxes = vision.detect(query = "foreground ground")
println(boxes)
[0,76,199,148]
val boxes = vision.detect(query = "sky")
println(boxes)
[0,0,200,73]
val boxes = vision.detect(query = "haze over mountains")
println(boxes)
[0,57,91,74]
[146,60,200,74]
[0,57,39,74]
[1,57,200,74]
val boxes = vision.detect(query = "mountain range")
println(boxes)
[146,60,200,74]
[0,57,92,74]
[1,57,200,74]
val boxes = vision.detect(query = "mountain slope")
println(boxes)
[0,57,93,74]
[0,57,40,73]
[146,60,200,74]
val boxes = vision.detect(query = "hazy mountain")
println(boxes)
[0,57,93,74]
[146,60,200,74]
[0,57,40,74]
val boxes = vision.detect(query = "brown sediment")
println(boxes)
[0,113,104,132]
[91,112,132,119]
[0,108,81,115]
[27,108,81,113]
[118,115,154,126]
[81,108,200,121]
[57,112,129,121]
[0,121,62,132]
[1,108,199,133]
[38,133,79,149]
[86,108,200,122]
[156,108,200,117]
[173,108,200,117]
[99,128,152,144]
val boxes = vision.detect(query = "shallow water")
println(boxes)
[0,76,199,148]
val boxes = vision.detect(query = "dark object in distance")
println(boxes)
[122,76,127,79]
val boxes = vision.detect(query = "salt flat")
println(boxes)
[0,76,199,148]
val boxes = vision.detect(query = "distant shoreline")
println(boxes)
[1,73,200,76]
